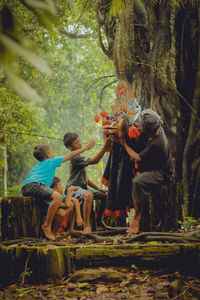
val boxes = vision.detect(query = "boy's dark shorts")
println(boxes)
[22,182,54,200]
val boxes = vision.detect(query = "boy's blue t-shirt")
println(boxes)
[23,157,63,187]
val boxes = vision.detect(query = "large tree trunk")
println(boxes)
[94,0,200,223]
[175,5,200,217]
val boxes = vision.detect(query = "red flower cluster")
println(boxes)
[94,115,100,122]
[100,110,107,118]
[94,110,112,126]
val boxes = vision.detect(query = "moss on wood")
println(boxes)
[0,243,200,284]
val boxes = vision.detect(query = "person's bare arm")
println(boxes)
[122,140,141,162]
[88,179,107,194]
[87,179,99,190]
[88,136,112,165]
[62,140,95,163]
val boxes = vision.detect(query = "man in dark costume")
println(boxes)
[102,119,148,218]
[121,109,173,234]
[100,82,147,219]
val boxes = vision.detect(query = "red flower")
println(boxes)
[100,110,107,118]
[102,121,107,126]
[94,115,100,122]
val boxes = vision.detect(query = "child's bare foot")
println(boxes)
[42,224,56,240]
[83,225,92,234]
[126,217,140,234]
[76,216,84,227]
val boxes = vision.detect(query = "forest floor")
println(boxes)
[0,219,200,299]
[0,267,200,299]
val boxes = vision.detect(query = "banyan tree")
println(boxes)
[93,0,200,220]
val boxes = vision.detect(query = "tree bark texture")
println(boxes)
[94,0,200,218]
[140,182,182,232]
[0,245,71,284]
[1,197,45,240]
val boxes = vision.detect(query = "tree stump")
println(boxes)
[140,182,181,232]
[0,245,71,284]
[1,197,45,240]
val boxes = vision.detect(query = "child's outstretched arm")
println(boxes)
[88,135,112,165]
[62,140,95,163]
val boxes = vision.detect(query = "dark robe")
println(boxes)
[102,133,148,218]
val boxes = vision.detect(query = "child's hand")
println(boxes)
[120,137,126,146]
[111,134,120,143]
[85,140,96,150]
[98,188,107,195]
[68,186,78,192]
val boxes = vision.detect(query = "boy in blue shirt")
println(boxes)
[22,141,95,240]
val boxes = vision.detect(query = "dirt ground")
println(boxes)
[0,267,200,300]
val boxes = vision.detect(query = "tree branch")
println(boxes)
[99,79,118,107]
[96,3,113,59]
[59,30,95,39]
[83,75,116,102]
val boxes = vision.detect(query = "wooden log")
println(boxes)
[0,242,200,284]
[75,243,200,277]
[1,197,45,240]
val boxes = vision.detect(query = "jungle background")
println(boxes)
[0,0,115,201]
[0,1,200,299]
[0,0,200,221]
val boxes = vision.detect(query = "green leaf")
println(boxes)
[24,0,57,16]
[7,185,22,191]
[0,33,52,76]
[5,67,43,103]
[35,10,57,30]
[131,264,138,269]
[78,282,89,288]
[22,4,57,30]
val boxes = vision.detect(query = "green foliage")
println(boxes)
[0,87,52,195]
[142,270,149,275]
[109,0,126,17]
[108,0,199,18]
[0,0,56,102]
[0,0,116,193]
[177,216,198,231]
[131,264,138,270]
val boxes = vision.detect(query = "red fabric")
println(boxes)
[128,125,140,138]
[102,176,109,187]
[55,214,69,236]
[104,207,130,218]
